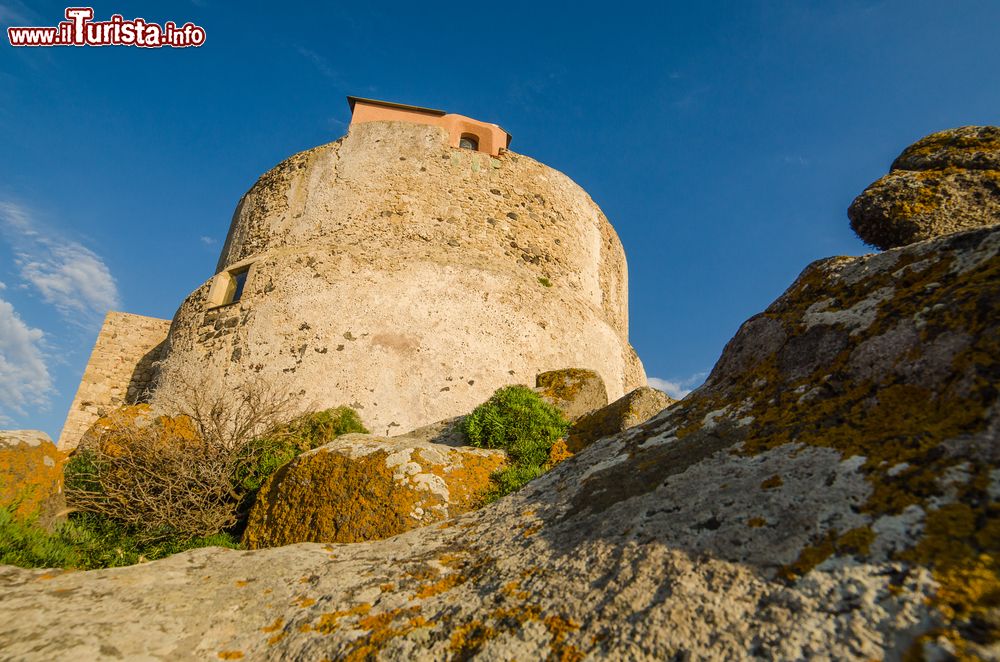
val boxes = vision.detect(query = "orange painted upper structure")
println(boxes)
[347,96,512,156]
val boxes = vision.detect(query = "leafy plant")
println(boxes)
[66,367,366,544]
[0,507,240,570]
[463,385,569,501]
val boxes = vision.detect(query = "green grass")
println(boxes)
[463,385,569,502]
[0,508,240,570]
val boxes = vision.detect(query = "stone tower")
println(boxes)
[60,98,646,447]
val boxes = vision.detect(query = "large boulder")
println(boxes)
[243,418,505,548]
[0,430,66,528]
[533,368,608,421]
[849,126,1000,249]
[566,385,675,452]
[1,225,998,660]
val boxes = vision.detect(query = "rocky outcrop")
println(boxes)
[243,418,505,549]
[849,126,1000,249]
[3,223,997,660]
[534,368,608,421]
[566,385,675,452]
[0,430,65,528]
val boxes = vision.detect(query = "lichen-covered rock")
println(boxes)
[566,385,675,452]
[1,226,997,660]
[243,418,505,548]
[0,430,66,528]
[849,126,1000,250]
[892,125,1000,171]
[534,368,608,421]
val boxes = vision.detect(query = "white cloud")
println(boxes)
[0,201,120,326]
[648,372,708,400]
[0,297,52,423]
[199,235,217,245]
[296,46,339,81]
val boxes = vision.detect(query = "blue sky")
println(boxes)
[1,0,998,438]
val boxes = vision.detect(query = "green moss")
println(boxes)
[537,276,552,287]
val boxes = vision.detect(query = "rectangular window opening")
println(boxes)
[226,266,250,304]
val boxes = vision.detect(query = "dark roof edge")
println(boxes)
[347,96,447,117]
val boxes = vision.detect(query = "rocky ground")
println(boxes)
[2,218,997,660]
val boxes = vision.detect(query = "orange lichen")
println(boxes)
[217,651,244,660]
[545,439,573,468]
[760,475,783,490]
[260,618,283,633]
[312,603,372,635]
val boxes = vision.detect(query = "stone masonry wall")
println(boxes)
[57,312,171,451]
[160,121,646,436]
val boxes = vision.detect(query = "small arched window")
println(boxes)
[459,134,479,151]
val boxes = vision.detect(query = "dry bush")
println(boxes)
[66,366,308,541]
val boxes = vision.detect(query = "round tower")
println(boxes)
[156,119,646,435]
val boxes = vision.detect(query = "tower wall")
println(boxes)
[58,312,171,451]
[159,121,645,435]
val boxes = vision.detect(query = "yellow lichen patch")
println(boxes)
[449,621,497,659]
[234,580,250,588]
[522,523,543,538]
[266,632,286,646]
[760,475,783,490]
[545,439,573,469]
[545,614,583,661]
[379,582,395,592]
[780,527,875,581]
[424,450,506,510]
[312,603,372,635]
[260,618,284,633]
[747,517,767,528]
[501,580,530,601]
[899,495,1000,657]
[292,596,316,608]
[244,445,502,549]
[0,436,66,524]
[217,651,243,660]
[413,572,466,599]
[340,607,425,661]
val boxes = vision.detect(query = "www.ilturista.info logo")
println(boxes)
[7,8,206,48]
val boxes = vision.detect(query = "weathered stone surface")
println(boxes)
[533,368,608,421]
[243,418,505,549]
[155,121,646,439]
[849,126,1000,250]
[0,430,65,527]
[892,125,1000,171]
[566,385,675,452]
[1,226,998,660]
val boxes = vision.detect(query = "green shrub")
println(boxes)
[463,385,569,501]
[67,403,367,545]
[0,507,240,570]
[234,407,368,494]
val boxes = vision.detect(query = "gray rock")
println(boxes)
[534,368,608,421]
[566,385,675,452]
[2,226,999,660]
[849,126,1000,250]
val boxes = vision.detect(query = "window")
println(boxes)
[459,134,479,151]
[225,267,249,304]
